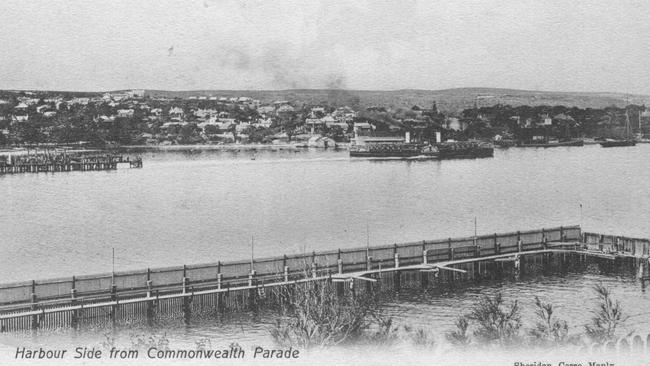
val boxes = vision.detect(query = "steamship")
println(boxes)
[349,132,493,160]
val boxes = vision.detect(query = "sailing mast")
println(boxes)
[625,109,629,139]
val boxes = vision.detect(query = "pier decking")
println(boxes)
[0,153,142,174]
[0,225,648,332]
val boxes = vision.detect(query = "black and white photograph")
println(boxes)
[1,1,649,365]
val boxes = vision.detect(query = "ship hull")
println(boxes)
[349,151,438,158]
[599,140,636,147]
[518,140,584,148]
[350,142,494,160]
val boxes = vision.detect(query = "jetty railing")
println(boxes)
[0,226,581,309]
[583,232,650,256]
[0,152,142,174]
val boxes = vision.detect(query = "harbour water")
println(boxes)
[1,144,649,282]
[1,144,649,349]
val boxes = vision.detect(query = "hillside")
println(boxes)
[144,88,650,114]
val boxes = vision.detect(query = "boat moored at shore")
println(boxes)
[517,139,584,148]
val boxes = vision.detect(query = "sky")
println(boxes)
[1,0,650,93]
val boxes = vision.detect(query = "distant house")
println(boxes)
[161,121,187,132]
[510,116,521,125]
[14,103,28,111]
[69,97,90,106]
[43,111,57,118]
[197,121,220,133]
[257,105,275,115]
[255,117,273,128]
[320,115,337,126]
[539,114,552,126]
[117,109,135,118]
[553,113,575,124]
[22,98,40,106]
[310,106,325,115]
[333,106,357,120]
[236,122,251,133]
[277,104,295,113]
[305,118,324,127]
[96,115,116,124]
[194,108,218,118]
[127,89,145,98]
[12,114,28,122]
[353,122,374,133]
[169,107,185,121]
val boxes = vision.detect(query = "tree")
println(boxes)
[584,285,627,344]
[270,281,381,348]
[467,292,522,346]
[529,296,570,346]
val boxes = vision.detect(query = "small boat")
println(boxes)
[599,139,636,147]
[518,139,584,148]
[600,109,636,147]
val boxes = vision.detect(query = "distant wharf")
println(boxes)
[0,152,142,174]
[0,225,648,332]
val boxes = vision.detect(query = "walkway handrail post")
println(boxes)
[182,276,188,294]
[146,268,151,297]
[70,276,76,299]
[337,259,343,274]
[248,270,256,287]
[422,249,428,265]
[217,261,222,289]
[394,253,399,268]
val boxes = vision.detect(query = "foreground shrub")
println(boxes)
[270,281,382,348]
[467,292,522,346]
[529,296,571,346]
[584,284,627,343]
[446,316,470,346]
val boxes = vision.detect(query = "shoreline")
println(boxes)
[0,143,352,153]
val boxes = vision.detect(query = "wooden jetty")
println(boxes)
[0,225,648,332]
[0,152,142,174]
